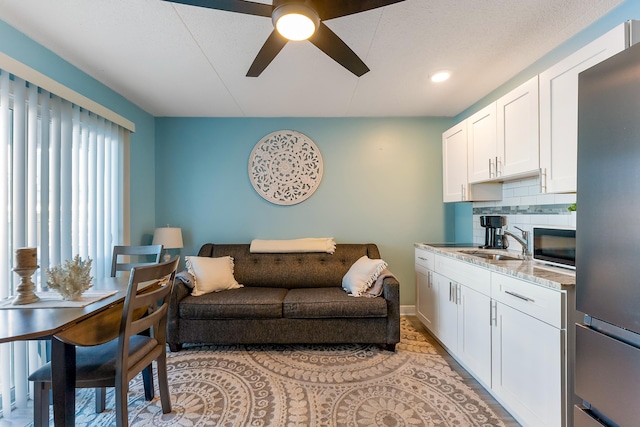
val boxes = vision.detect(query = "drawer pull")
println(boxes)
[505,290,535,303]
[417,257,428,261]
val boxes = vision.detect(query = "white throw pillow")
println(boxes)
[186,256,243,296]
[342,255,388,297]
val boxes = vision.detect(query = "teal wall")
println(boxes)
[0,19,157,247]
[155,117,452,305]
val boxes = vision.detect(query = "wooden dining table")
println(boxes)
[0,276,131,427]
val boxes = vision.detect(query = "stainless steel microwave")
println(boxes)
[532,227,576,269]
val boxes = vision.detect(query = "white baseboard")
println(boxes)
[400,305,416,316]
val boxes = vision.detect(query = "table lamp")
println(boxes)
[152,226,183,262]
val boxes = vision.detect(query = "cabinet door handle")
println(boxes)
[456,283,461,305]
[505,290,535,303]
[490,300,497,326]
[460,184,466,201]
[449,282,453,302]
[489,158,493,178]
[427,271,432,288]
[489,300,493,325]
[540,168,547,193]
[496,156,501,176]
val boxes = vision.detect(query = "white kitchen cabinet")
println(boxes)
[415,249,570,427]
[468,77,539,184]
[467,103,497,183]
[415,249,436,333]
[433,271,458,353]
[457,283,492,386]
[539,23,627,193]
[442,122,501,203]
[491,272,565,427]
[497,76,539,179]
[432,254,492,386]
[442,121,468,202]
[415,266,436,332]
[492,302,562,427]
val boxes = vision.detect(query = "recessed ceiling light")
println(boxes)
[430,71,451,83]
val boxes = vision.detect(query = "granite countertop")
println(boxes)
[415,243,576,291]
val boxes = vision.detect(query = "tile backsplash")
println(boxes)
[472,177,576,250]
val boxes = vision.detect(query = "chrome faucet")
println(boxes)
[503,226,530,259]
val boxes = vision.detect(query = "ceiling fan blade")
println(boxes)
[246,30,289,77]
[312,0,406,20]
[163,0,272,17]
[309,23,369,77]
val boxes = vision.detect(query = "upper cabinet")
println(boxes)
[441,21,638,202]
[443,121,501,202]
[443,122,469,202]
[539,23,627,193]
[467,77,539,184]
[497,76,539,179]
[467,103,497,182]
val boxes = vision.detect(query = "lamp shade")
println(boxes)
[152,227,183,249]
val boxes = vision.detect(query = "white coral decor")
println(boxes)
[46,255,93,301]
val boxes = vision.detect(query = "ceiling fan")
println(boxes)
[163,0,406,77]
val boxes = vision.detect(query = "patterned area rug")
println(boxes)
[49,318,508,426]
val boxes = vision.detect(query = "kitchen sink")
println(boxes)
[459,250,522,261]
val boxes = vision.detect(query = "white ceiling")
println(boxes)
[0,0,625,117]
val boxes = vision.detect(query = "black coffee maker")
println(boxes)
[480,215,507,249]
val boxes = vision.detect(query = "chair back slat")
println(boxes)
[116,257,179,373]
[111,245,163,277]
[129,285,172,337]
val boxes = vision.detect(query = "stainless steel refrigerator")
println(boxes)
[575,40,640,426]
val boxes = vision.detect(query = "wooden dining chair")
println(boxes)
[78,244,165,413]
[29,257,179,427]
[110,244,163,277]
[102,244,163,411]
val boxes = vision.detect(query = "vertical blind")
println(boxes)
[0,67,126,417]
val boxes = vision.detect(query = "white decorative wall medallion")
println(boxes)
[248,130,323,205]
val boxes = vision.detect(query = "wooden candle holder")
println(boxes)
[12,266,40,305]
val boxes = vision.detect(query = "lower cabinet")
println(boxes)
[492,301,563,427]
[415,264,437,332]
[491,271,565,427]
[424,269,492,383]
[434,271,458,353]
[414,249,568,427]
[458,284,492,386]
[433,254,493,386]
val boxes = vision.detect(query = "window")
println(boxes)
[0,68,128,417]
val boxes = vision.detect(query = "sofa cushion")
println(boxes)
[179,287,288,319]
[283,288,387,319]
[197,244,381,289]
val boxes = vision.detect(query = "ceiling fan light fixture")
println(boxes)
[272,4,320,41]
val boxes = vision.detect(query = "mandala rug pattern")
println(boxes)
[43,318,508,426]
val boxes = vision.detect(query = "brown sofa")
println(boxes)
[167,243,400,351]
